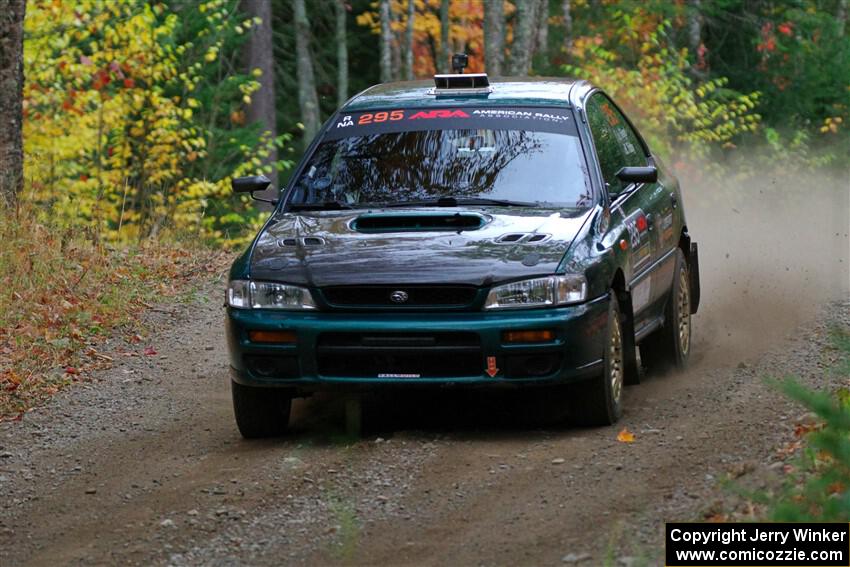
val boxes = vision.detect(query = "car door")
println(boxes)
[585,93,663,331]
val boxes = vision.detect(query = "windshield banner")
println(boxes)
[324,107,578,141]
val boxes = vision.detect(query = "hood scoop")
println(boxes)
[351,212,488,233]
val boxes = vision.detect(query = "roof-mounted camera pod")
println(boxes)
[431,53,492,97]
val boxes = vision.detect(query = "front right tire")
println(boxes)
[231,380,292,439]
[568,292,624,426]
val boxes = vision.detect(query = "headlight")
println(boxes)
[227,280,316,310]
[484,275,587,310]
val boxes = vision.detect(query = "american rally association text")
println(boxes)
[669,527,848,547]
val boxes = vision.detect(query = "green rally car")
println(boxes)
[225,67,701,438]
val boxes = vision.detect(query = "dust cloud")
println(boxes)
[681,165,850,366]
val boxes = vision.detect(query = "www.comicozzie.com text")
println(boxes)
[670,527,848,547]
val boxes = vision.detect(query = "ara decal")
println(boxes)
[408,109,470,120]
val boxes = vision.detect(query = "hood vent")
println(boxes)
[351,213,487,233]
[278,237,326,247]
[495,233,552,244]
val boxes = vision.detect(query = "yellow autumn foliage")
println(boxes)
[23,0,276,246]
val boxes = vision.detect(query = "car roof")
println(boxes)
[341,76,593,112]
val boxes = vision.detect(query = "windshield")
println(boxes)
[287,107,593,210]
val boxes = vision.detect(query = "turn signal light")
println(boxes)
[502,329,555,343]
[248,330,297,344]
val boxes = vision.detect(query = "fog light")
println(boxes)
[502,329,555,343]
[248,330,297,344]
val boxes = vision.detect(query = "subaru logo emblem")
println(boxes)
[390,290,409,303]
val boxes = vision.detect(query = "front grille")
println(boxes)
[320,285,477,308]
[316,332,481,378]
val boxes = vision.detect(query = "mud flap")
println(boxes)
[689,242,701,314]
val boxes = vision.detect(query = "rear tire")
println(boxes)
[231,380,292,439]
[569,293,624,426]
[640,249,692,374]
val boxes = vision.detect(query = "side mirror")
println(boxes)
[615,166,657,184]
[232,175,271,194]
[232,175,277,205]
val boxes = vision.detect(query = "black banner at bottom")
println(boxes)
[666,523,850,566]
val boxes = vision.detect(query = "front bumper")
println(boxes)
[226,294,610,392]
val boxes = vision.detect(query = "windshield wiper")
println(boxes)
[288,201,354,211]
[380,196,537,208]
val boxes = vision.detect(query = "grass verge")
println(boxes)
[0,206,230,421]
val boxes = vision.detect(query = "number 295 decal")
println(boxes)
[358,110,405,125]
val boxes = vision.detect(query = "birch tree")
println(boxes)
[405,0,415,80]
[294,0,320,145]
[484,0,504,76]
[336,0,348,106]
[379,0,392,82]
[390,6,402,79]
[562,0,572,57]
[0,0,25,207]
[536,0,549,60]
[687,0,703,56]
[439,0,450,73]
[507,0,538,76]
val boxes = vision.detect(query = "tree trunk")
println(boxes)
[507,0,538,76]
[535,0,548,59]
[294,0,320,146]
[241,0,278,187]
[439,0,450,73]
[562,0,572,57]
[838,0,848,37]
[484,0,504,76]
[687,0,702,55]
[379,0,392,82]
[391,7,402,80]
[405,0,415,80]
[335,0,348,106]
[0,0,25,207]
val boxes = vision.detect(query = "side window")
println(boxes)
[586,94,647,197]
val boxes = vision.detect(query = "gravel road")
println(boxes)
[1,286,847,566]
[1,179,848,566]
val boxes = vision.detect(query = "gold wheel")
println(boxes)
[609,311,624,405]
[677,266,691,356]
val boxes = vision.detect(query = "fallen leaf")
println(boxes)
[617,428,636,443]
[143,346,157,356]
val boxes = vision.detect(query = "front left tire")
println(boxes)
[231,380,292,438]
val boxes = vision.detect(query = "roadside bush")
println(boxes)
[564,17,761,168]
[766,331,850,521]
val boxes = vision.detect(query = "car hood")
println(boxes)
[249,207,593,287]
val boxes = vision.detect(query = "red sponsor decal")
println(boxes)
[486,356,499,378]
[408,109,470,120]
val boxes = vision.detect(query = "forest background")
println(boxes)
[1,0,848,245]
